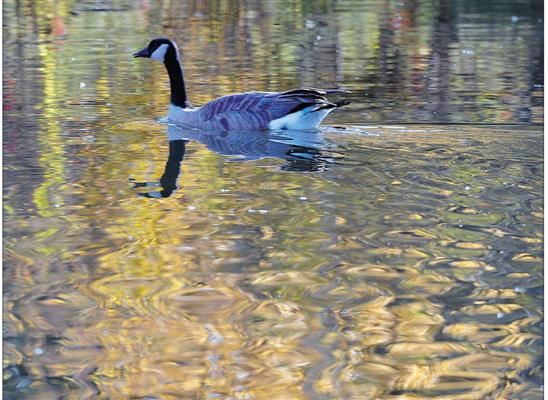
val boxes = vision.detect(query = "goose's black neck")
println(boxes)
[165,56,188,108]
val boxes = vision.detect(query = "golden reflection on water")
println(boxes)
[4,124,543,399]
[3,0,544,399]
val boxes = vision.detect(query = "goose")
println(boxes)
[133,38,350,131]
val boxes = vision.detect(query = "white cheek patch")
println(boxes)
[150,44,169,62]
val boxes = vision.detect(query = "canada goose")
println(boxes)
[133,38,350,131]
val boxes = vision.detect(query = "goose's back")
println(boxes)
[169,89,338,131]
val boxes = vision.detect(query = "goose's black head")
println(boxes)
[133,38,179,63]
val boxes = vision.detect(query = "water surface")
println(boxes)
[3,0,544,399]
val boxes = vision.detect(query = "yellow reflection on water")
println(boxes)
[33,33,67,218]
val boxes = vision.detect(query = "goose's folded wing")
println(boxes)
[198,88,341,127]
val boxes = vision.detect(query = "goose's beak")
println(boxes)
[133,47,150,58]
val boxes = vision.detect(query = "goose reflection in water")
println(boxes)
[133,125,342,198]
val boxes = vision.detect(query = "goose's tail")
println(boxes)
[310,99,351,114]
[269,97,351,130]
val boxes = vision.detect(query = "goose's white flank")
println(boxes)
[134,38,350,131]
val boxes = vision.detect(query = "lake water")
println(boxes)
[3,0,544,399]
